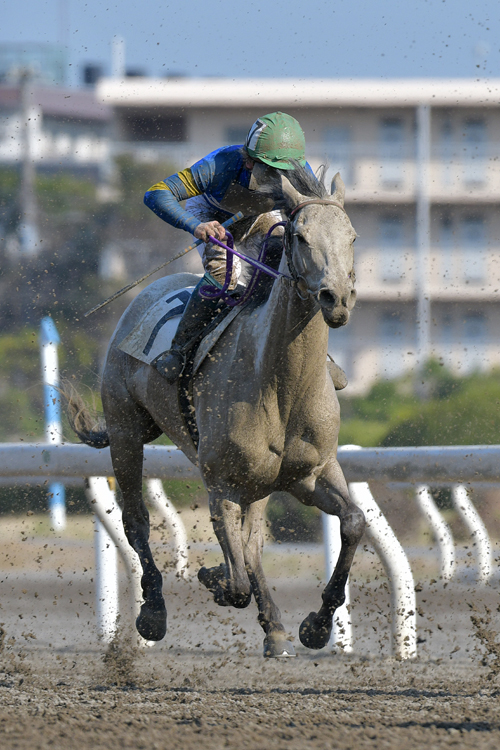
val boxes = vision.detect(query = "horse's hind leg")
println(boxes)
[241,498,296,657]
[198,489,252,609]
[105,392,167,641]
[291,459,365,650]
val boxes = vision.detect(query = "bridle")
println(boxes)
[284,199,347,284]
[202,198,347,305]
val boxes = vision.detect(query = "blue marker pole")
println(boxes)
[40,317,66,530]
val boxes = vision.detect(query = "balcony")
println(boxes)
[355,247,500,301]
[305,142,500,203]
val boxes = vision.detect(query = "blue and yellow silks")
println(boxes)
[144,145,250,234]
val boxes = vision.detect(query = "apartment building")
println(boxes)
[92,78,500,392]
[0,84,112,181]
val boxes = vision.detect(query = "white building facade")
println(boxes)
[92,78,500,392]
[0,85,112,182]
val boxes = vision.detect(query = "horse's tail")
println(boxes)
[61,379,110,449]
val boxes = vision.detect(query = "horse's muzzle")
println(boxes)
[318,289,351,328]
[321,306,350,328]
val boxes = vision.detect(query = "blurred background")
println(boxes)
[1,0,500,548]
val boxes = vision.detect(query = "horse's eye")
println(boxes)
[294,234,308,248]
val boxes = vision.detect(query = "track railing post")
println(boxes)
[335,445,417,660]
[94,514,119,642]
[415,485,455,581]
[452,484,492,584]
[86,476,149,646]
[146,479,189,579]
[349,481,417,660]
[322,513,352,653]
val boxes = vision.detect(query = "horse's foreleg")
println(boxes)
[241,498,296,657]
[107,417,167,642]
[292,460,365,650]
[198,491,252,609]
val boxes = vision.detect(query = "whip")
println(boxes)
[84,211,244,318]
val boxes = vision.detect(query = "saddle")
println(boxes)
[117,283,250,449]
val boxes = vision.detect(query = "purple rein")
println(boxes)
[199,223,291,307]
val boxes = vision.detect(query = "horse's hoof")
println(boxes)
[226,591,252,609]
[263,634,296,658]
[198,565,223,590]
[299,611,332,650]
[198,566,251,609]
[135,602,167,641]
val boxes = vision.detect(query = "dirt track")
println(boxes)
[1,650,499,750]
[0,514,500,749]
[1,565,500,749]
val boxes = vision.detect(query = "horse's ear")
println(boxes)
[280,175,304,210]
[330,172,345,207]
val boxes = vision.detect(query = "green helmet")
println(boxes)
[245,112,306,170]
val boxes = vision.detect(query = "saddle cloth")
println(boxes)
[117,286,243,373]
[118,287,195,364]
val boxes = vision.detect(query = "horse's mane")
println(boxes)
[277,161,329,200]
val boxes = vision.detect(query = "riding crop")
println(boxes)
[84,211,244,318]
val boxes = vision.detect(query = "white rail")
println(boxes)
[146,479,189,579]
[349,481,417,660]
[415,485,455,581]
[3,442,500,481]
[452,484,492,584]
[85,477,145,645]
[323,513,352,653]
[94,516,119,641]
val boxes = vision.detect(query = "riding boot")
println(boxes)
[153,276,222,384]
[327,359,348,391]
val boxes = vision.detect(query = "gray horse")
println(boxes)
[69,166,365,657]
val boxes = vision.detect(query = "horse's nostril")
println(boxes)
[319,290,337,309]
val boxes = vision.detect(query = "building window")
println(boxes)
[459,312,488,372]
[462,119,486,186]
[324,126,352,185]
[440,313,454,345]
[460,215,486,283]
[380,310,404,341]
[439,215,455,281]
[379,118,404,188]
[379,215,405,283]
[439,118,454,187]
[380,310,408,378]
[462,312,486,343]
[123,112,186,142]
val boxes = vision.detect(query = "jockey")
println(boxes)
[144,111,347,391]
[144,111,307,383]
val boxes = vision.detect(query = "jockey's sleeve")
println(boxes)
[143,168,203,234]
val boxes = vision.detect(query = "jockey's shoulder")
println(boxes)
[194,144,244,168]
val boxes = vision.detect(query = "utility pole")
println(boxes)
[415,104,431,373]
[18,68,40,255]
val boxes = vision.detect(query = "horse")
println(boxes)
[69,165,365,658]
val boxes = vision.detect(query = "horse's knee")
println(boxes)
[341,506,365,546]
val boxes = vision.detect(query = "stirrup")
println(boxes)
[153,349,185,384]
